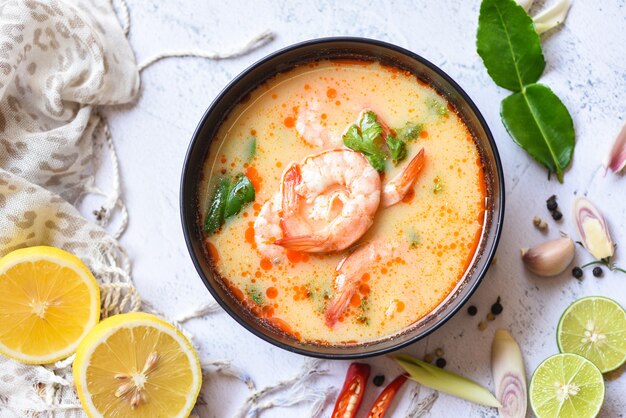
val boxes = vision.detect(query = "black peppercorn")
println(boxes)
[551,210,563,221]
[491,297,503,315]
[467,305,478,316]
[592,266,603,277]
[435,358,447,368]
[572,267,583,279]
[373,375,385,386]
[546,195,558,211]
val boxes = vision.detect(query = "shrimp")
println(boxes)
[325,240,398,327]
[295,98,341,147]
[381,148,425,207]
[274,149,381,253]
[253,193,285,263]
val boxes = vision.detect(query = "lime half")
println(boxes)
[557,296,626,373]
[530,353,605,418]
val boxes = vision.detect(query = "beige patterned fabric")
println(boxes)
[0,0,139,416]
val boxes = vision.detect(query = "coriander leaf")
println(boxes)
[427,97,448,116]
[396,122,423,142]
[245,136,257,162]
[342,112,387,171]
[386,134,407,164]
[365,153,387,172]
[477,0,545,92]
[407,228,421,249]
[224,174,255,218]
[204,178,230,234]
[246,284,264,305]
[433,176,444,194]
[500,83,574,182]
[360,111,383,143]
[357,297,370,325]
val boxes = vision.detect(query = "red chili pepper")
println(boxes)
[366,374,408,418]
[331,362,371,418]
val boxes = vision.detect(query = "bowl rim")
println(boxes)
[180,36,505,359]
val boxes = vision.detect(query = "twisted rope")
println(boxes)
[138,30,274,72]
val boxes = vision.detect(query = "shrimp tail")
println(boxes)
[279,163,309,238]
[281,163,301,211]
[273,234,329,252]
[325,281,355,328]
[382,148,425,208]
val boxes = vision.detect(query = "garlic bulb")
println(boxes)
[521,237,575,276]
[573,197,614,260]
[492,329,527,418]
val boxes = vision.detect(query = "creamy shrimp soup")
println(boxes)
[200,60,486,344]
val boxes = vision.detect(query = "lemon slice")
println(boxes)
[0,246,100,364]
[73,312,202,418]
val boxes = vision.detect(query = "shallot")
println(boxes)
[604,121,626,173]
[491,330,527,418]
[573,197,614,260]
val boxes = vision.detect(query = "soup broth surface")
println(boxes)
[201,60,486,344]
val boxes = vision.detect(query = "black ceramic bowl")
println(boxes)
[181,37,504,359]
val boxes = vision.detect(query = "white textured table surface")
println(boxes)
[102,1,626,416]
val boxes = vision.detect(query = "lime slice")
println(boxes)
[557,296,626,373]
[530,353,605,418]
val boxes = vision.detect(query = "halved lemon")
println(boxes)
[0,246,100,364]
[73,312,202,418]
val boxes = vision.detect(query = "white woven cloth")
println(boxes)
[0,0,139,416]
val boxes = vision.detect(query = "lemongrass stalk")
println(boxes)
[394,354,501,408]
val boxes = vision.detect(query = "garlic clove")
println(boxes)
[532,0,573,34]
[573,197,614,260]
[515,0,534,12]
[521,237,575,276]
[603,121,626,174]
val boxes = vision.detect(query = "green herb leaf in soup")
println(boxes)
[204,178,230,235]
[246,284,264,305]
[224,174,255,218]
[342,111,387,171]
[500,83,574,182]
[407,228,421,249]
[245,136,257,162]
[477,0,545,92]
[396,122,423,142]
[427,97,448,116]
[204,173,255,235]
[386,134,407,164]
